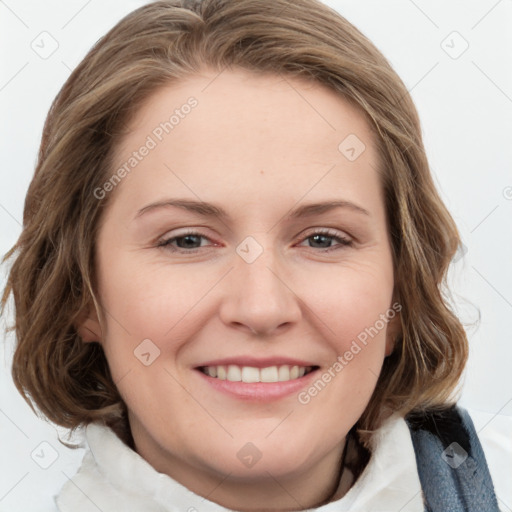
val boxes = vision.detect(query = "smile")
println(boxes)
[199,364,316,383]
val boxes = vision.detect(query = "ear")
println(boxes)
[75,304,103,343]
[385,303,402,357]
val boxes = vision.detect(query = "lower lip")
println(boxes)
[195,369,319,401]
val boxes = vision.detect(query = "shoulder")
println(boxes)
[404,403,507,512]
[462,406,512,512]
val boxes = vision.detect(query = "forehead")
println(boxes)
[109,68,382,217]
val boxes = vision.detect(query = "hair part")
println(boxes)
[1,0,467,448]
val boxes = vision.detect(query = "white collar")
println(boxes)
[55,414,423,511]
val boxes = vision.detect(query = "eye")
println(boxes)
[297,228,353,252]
[157,230,214,253]
[157,228,353,254]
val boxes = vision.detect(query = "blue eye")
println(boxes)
[299,229,353,252]
[157,229,352,253]
[158,232,208,252]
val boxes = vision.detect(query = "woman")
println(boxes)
[1,0,503,510]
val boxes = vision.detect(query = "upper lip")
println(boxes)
[195,356,318,369]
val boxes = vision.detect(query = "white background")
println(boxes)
[1,1,511,511]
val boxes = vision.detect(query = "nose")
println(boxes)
[218,239,302,337]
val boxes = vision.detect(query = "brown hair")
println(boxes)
[1,0,467,447]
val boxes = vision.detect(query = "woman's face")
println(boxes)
[81,68,399,508]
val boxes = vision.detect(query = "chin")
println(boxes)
[198,436,328,480]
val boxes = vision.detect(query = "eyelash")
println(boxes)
[157,228,353,254]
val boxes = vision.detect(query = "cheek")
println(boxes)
[293,262,394,405]
[92,255,193,390]
[291,257,394,346]
[94,257,206,423]
[97,253,210,339]
[331,283,393,359]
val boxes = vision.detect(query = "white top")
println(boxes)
[55,413,426,511]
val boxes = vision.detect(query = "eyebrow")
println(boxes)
[134,198,370,221]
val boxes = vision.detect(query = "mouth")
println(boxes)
[194,359,320,401]
[198,364,318,383]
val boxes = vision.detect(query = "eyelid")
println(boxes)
[298,227,352,242]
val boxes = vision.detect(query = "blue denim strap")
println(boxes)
[405,405,500,512]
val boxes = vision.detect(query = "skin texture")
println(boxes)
[79,68,401,510]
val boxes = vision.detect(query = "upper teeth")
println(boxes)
[202,365,309,383]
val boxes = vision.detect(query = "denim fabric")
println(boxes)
[406,405,500,512]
